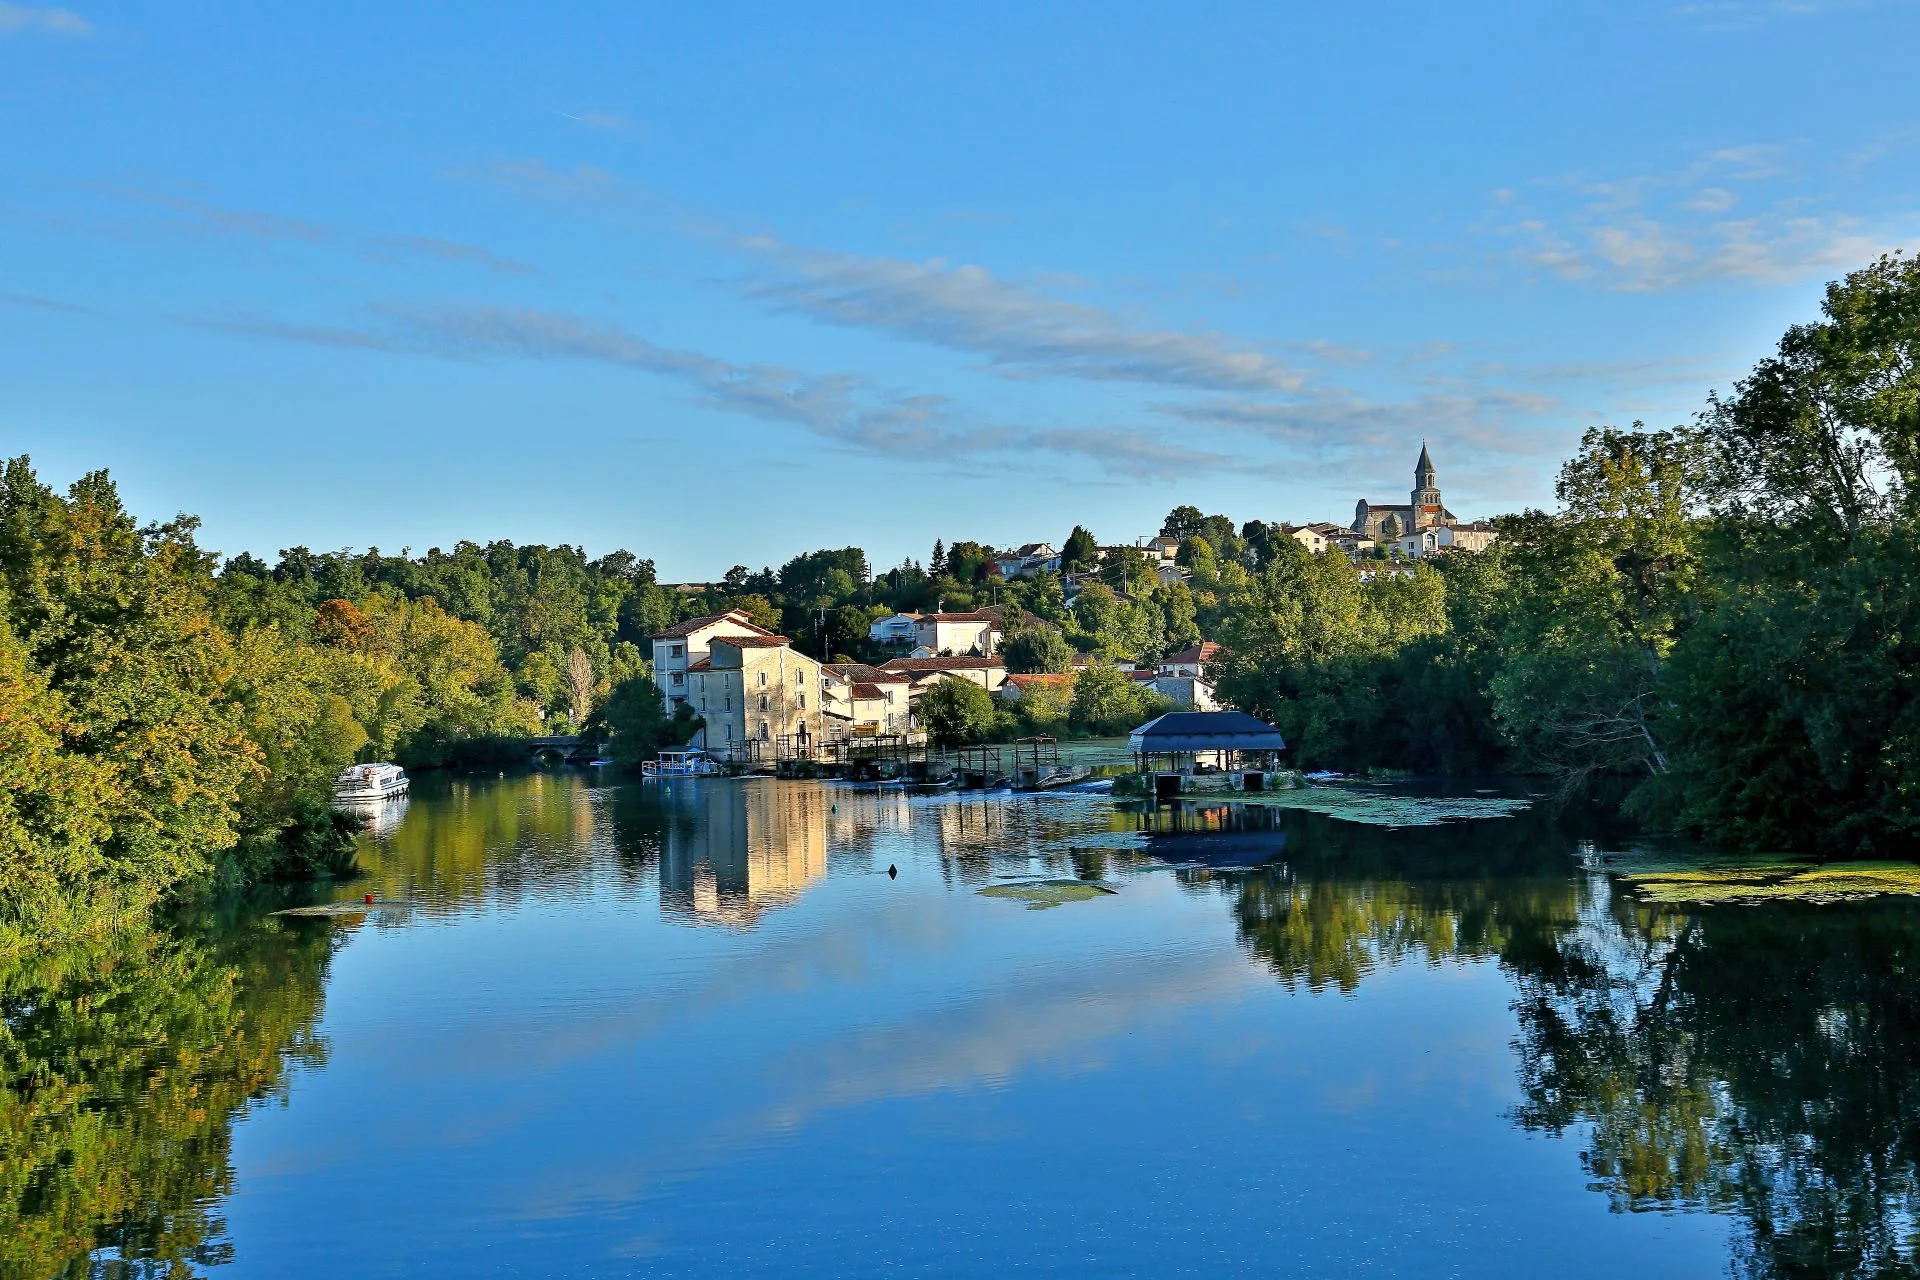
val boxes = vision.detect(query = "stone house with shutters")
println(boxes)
[685,635,825,759]
[821,662,912,736]
[652,609,777,715]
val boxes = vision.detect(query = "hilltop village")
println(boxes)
[651,446,1497,761]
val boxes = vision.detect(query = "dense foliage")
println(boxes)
[1214,255,1920,857]
[2,253,1914,951]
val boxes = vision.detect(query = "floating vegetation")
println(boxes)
[978,879,1119,910]
[1230,785,1533,828]
[272,899,406,917]
[1619,861,1920,906]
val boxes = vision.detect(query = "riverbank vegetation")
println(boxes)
[1218,254,1920,860]
[1,253,1914,950]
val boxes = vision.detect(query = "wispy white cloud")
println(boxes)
[186,300,1291,480]
[1495,146,1914,291]
[0,3,89,36]
[75,185,536,275]
[734,235,1308,394]
[0,289,90,313]
[1154,385,1571,504]
[363,233,534,276]
[1670,0,1891,30]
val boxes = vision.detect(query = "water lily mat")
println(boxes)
[1229,786,1533,827]
[979,879,1120,910]
[1618,860,1920,905]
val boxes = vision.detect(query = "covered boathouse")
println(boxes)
[1127,711,1287,801]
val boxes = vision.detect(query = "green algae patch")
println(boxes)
[273,899,407,917]
[1620,861,1920,906]
[1229,786,1533,828]
[979,880,1119,910]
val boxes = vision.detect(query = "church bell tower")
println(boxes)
[1411,442,1442,529]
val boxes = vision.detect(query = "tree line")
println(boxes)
[1215,254,1920,861]
[1,252,1914,951]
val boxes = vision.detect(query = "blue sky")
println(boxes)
[2,1,1915,578]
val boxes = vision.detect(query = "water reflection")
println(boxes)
[0,910,337,1278]
[1219,812,1582,993]
[1508,882,1920,1279]
[660,782,833,928]
[7,774,1920,1278]
[338,794,408,839]
[1130,800,1290,867]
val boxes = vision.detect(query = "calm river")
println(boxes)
[7,769,1916,1277]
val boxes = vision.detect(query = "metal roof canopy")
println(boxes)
[1127,711,1286,755]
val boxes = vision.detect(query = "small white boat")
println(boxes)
[333,762,410,802]
[642,749,719,778]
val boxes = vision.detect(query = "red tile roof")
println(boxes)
[652,609,775,640]
[881,656,1006,671]
[1160,641,1224,667]
[826,662,908,683]
[712,634,793,648]
[850,682,890,700]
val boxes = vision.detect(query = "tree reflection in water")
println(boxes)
[0,909,338,1278]
[1511,889,1920,1279]
[1218,805,1920,1279]
[1225,807,1583,993]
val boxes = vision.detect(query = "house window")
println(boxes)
[759,694,769,711]
[757,671,767,687]
[798,693,806,709]
[795,670,804,686]
[670,645,683,658]
[884,691,894,705]
[759,721,770,741]
[671,672,683,685]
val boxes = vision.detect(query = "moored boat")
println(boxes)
[642,749,719,778]
[333,762,410,802]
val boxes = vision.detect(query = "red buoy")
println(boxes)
[365,893,374,904]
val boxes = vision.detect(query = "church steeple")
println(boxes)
[1410,441,1443,529]
[1414,441,1437,491]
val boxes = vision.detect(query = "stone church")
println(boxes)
[1353,443,1456,541]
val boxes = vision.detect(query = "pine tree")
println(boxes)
[931,539,946,576]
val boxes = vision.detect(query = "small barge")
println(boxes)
[334,762,410,802]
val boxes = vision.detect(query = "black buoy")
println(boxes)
[887,864,898,879]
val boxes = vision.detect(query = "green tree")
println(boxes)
[1061,525,1098,572]
[1644,254,1920,853]
[0,459,264,940]
[1160,505,1206,539]
[1489,426,1706,787]
[1213,540,1446,768]
[724,593,782,634]
[1003,627,1075,674]
[1068,660,1165,735]
[1160,581,1202,653]
[917,676,998,746]
[1098,544,1155,595]
[945,540,993,584]
[602,676,701,766]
